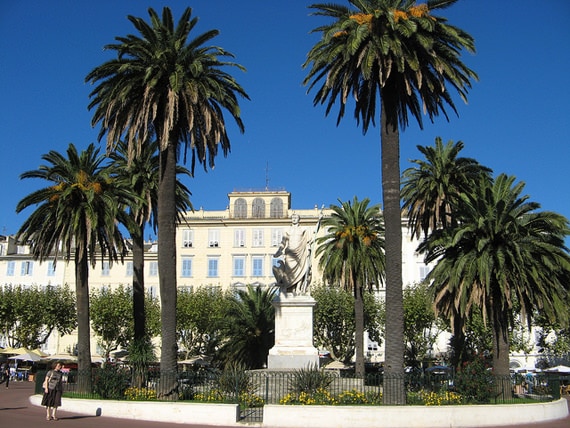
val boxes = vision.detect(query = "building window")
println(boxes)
[47,261,56,277]
[207,257,219,277]
[21,261,33,276]
[233,256,245,277]
[252,229,264,247]
[419,265,431,282]
[252,256,264,277]
[102,261,110,276]
[270,198,284,218]
[271,229,283,247]
[181,257,192,277]
[234,229,246,247]
[182,229,194,248]
[6,261,15,276]
[126,261,133,277]
[148,286,157,299]
[252,198,265,218]
[272,257,281,269]
[208,229,220,247]
[149,261,158,276]
[234,198,247,219]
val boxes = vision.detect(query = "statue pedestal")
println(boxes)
[268,293,319,369]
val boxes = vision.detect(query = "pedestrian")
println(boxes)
[41,361,63,420]
[0,362,9,388]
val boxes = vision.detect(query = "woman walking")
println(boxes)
[41,361,63,420]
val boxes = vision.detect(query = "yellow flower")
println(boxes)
[350,13,373,27]
[409,4,429,18]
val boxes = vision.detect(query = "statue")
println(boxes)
[273,213,315,295]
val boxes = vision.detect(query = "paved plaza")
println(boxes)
[1,380,569,428]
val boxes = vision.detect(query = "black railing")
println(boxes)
[34,367,563,406]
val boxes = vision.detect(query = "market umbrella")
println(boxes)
[31,348,48,357]
[0,347,16,354]
[545,365,570,373]
[42,353,77,362]
[178,355,212,366]
[8,352,41,362]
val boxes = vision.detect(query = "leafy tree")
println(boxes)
[304,0,477,404]
[90,285,160,360]
[0,284,76,348]
[401,138,492,369]
[312,284,384,364]
[534,298,570,363]
[316,197,385,375]
[86,7,249,397]
[177,287,230,359]
[16,143,130,392]
[403,282,445,367]
[422,174,570,398]
[219,285,276,369]
[109,140,192,344]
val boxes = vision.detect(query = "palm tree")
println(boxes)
[422,174,570,398]
[15,143,129,392]
[401,137,492,240]
[109,140,192,343]
[303,0,477,403]
[400,137,491,368]
[86,7,249,396]
[219,285,277,369]
[316,197,385,376]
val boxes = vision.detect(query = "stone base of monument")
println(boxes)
[268,293,319,370]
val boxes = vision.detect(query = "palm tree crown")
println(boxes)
[16,143,127,266]
[401,137,492,240]
[303,0,477,132]
[86,7,249,169]
[220,285,277,370]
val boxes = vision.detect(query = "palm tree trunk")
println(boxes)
[132,224,146,342]
[490,302,511,400]
[157,138,178,400]
[75,247,92,393]
[354,283,365,376]
[450,313,467,371]
[380,101,406,404]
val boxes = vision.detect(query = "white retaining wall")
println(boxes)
[30,394,568,427]
[263,399,569,428]
[29,394,240,426]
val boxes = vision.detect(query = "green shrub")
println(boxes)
[288,363,334,395]
[216,362,253,398]
[454,357,494,403]
[93,365,130,399]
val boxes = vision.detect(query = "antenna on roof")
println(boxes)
[265,161,270,190]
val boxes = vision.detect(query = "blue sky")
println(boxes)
[1,1,569,238]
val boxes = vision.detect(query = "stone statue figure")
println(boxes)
[273,214,312,295]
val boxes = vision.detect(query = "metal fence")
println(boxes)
[34,367,565,406]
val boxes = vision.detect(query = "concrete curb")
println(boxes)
[30,394,569,427]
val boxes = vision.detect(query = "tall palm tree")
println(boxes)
[219,285,277,369]
[316,197,385,376]
[401,137,491,368]
[422,174,570,397]
[15,143,129,392]
[401,137,492,240]
[86,7,249,396]
[303,0,477,403]
[109,140,192,343]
